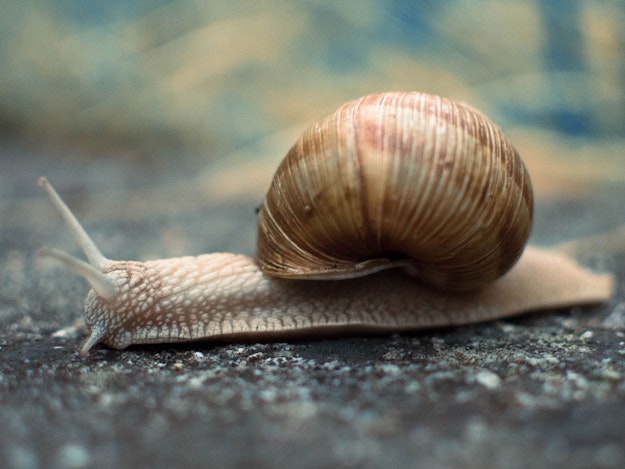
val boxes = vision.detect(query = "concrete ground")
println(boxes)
[1,143,624,469]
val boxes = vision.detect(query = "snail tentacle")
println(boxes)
[37,247,117,300]
[37,177,117,300]
[38,177,110,268]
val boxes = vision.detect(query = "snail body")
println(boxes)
[37,92,612,356]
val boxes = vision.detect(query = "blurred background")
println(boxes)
[1,0,624,230]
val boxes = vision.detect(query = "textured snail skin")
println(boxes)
[80,248,612,355]
[257,92,533,291]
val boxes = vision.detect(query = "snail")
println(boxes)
[37,92,614,356]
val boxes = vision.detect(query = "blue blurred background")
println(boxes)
[1,1,623,170]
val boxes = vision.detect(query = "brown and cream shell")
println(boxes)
[257,92,533,291]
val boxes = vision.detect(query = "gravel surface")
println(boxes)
[1,143,624,469]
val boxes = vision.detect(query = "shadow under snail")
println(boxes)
[37,92,613,356]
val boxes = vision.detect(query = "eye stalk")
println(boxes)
[37,177,117,300]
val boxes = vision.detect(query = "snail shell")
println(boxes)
[257,92,533,291]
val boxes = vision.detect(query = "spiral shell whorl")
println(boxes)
[256,92,533,291]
